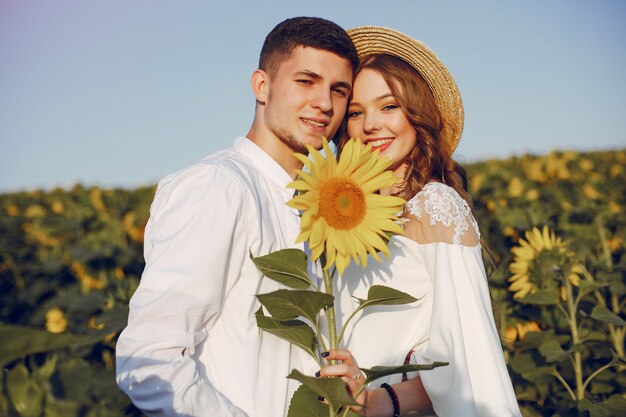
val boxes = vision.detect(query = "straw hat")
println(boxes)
[348,26,464,155]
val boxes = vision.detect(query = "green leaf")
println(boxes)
[580,394,626,417]
[83,405,125,417]
[538,340,584,363]
[511,352,556,381]
[510,352,538,374]
[44,398,81,417]
[522,365,556,382]
[0,324,101,368]
[608,281,626,296]
[579,329,607,343]
[6,363,44,417]
[92,304,130,333]
[577,281,608,299]
[361,362,448,384]
[56,358,93,401]
[355,285,418,309]
[589,380,615,395]
[32,353,57,383]
[517,289,559,305]
[538,340,568,362]
[287,384,329,417]
[518,332,549,349]
[255,309,318,360]
[590,306,626,326]
[287,369,359,411]
[258,290,333,323]
[0,374,9,417]
[251,249,312,289]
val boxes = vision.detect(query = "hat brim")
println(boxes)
[348,26,464,155]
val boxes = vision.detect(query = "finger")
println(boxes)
[317,363,352,378]
[322,349,357,365]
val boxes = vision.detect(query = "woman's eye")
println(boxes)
[382,104,399,111]
[348,111,362,118]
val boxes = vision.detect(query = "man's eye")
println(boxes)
[334,88,347,97]
[296,79,312,85]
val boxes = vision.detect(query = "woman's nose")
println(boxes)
[363,113,381,133]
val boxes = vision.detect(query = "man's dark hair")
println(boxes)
[259,17,359,77]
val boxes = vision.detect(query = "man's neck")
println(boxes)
[246,129,303,180]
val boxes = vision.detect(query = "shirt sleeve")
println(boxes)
[115,164,250,417]
[407,186,521,416]
[412,244,521,417]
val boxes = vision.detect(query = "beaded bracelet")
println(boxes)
[380,383,400,417]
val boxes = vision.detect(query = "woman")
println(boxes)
[318,26,522,416]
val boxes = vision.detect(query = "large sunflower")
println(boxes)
[508,226,582,299]
[288,138,405,275]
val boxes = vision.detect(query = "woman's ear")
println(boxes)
[250,69,268,104]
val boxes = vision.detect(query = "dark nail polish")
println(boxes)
[317,396,325,402]
[315,371,321,377]
[321,351,329,357]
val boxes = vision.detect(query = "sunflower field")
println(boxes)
[1,149,624,417]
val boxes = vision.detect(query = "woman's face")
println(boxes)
[347,68,417,174]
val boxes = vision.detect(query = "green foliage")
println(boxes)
[258,289,334,322]
[0,185,151,416]
[0,324,100,368]
[352,284,418,307]
[255,308,319,361]
[251,245,421,416]
[0,149,624,416]
[468,149,626,416]
[360,362,448,382]
[251,248,313,289]
[287,369,360,413]
[288,385,330,417]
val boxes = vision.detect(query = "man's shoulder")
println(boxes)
[197,143,252,173]
[156,140,255,196]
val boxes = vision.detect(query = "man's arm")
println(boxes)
[116,164,250,417]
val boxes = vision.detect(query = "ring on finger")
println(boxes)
[352,369,365,380]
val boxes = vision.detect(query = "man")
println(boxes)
[116,17,358,417]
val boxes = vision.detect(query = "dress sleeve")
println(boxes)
[407,184,521,416]
[115,164,250,417]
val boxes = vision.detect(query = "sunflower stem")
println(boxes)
[337,305,365,347]
[550,369,576,402]
[563,270,584,400]
[594,215,614,272]
[321,254,339,354]
[582,359,620,393]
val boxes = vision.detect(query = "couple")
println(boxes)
[116,17,522,417]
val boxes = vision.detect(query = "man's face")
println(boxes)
[263,46,353,154]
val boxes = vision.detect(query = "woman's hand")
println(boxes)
[317,349,367,414]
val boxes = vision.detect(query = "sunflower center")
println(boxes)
[318,178,366,230]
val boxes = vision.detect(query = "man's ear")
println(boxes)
[251,69,269,104]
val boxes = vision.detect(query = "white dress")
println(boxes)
[336,182,521,417]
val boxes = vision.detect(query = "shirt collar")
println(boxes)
[234,136,295,192]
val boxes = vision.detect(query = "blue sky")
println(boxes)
[1,0,625,192]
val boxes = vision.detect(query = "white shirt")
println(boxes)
[116,137,317,417]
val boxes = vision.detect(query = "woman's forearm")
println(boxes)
[365,377,434,417]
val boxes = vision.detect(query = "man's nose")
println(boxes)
[311,89,333,113]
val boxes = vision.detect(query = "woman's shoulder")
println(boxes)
[405,182,469,218]
[403,182,480,246]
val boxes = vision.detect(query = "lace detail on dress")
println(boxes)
[405,182,480,245]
